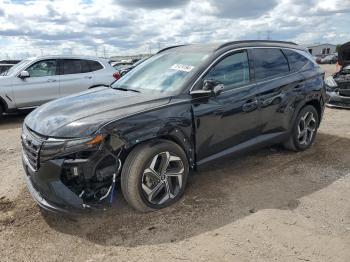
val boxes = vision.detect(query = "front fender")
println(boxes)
[104,101,196,168]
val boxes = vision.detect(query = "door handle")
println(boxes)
[84,76,93,79]
[242,99,258,112]
[47,79,57,82]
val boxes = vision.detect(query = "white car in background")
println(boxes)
[0,56,117,117]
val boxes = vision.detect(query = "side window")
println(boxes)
[62,59,83,75]
[87,60,103,71]
[251,48,289,80]
[26,60,57,77]
[282,49,309,72]
[204,51,250,89]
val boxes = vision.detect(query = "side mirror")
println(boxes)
[190,79,224,98]
[19,71,30,79]
[203,79,224,96]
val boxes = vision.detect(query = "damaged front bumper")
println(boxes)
[23,156,86,214]
[326,91,350,109]
[21,125,124,214]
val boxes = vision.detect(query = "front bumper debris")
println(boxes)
[22,155,88,214]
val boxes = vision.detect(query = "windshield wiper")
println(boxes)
[113,87,141,93]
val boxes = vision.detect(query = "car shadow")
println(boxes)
[0,112,28,130]
[24,132,350,247]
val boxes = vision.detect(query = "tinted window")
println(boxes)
[88,60,103,71]
[63,59,85,75]
[251,48,289,80]
[26,60,58,77]
[204,51,250,89]
[283,49,309,72]
[62,59,102,75]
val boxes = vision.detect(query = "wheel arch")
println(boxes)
[291,98,323,129]
[121,133,195,170]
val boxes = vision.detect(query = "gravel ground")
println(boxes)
[1,64,349,262]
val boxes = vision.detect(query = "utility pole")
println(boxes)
[148,42,152,56]
[103,46,106,58]
[266,30,272,40]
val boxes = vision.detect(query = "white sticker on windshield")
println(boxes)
[170,64,194,72]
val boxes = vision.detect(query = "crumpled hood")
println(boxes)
[24,86,171,137]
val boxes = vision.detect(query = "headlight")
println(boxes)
[324,76,338,90]
[40,134,104,161]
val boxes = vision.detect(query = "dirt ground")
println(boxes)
[1,64,349,262]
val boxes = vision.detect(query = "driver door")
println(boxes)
[12,59,59,108]
[192,50,262,164]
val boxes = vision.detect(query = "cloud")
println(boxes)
[114,0,190,9]
[0,0,349,59]
[208,0,278,18]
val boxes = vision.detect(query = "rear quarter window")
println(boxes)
[88,60,103,71]
[251,48,289,81]
[282,49,309,72]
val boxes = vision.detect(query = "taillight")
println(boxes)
[113,71,121,80]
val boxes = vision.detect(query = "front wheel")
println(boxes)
[283,105,319,151]
[121,140,189,212]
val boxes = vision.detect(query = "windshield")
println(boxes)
[3,59,32,76]
[111,50,210,93]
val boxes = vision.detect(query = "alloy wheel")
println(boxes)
[297,111,317,146]
[141,151,184,205]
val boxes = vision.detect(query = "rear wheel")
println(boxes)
[283,105,319,151]
[0,105,3,119]
[121,140,189,212]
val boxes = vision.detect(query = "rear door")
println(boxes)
[12,59,59,108]
[193,50,262,163]
[249,48,306,134]
[58,59,94,97]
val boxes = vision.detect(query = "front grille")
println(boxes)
[337,82,350,97]
[21,126,46,171]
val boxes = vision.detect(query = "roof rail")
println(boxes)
[157,44,188,54]
[216,40,298,51]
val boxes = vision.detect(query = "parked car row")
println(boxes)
[0,60,21,75]
[19,40,327,215]
[314,54,338,64]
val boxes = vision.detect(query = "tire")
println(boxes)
[121,139,189,212]
[0,105,3,119]
[283,105,319,151]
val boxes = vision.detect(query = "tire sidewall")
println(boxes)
[292,105,319,151]
[123,140,189,211]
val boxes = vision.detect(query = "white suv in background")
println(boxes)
[0,56,117,116]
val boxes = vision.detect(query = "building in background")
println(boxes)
[307,43,337,57]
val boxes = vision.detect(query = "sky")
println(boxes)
[0,0,349,59]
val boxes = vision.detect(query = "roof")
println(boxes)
[21,55,109,61]
[158,40,304,54]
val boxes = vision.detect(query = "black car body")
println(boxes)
[326,42,350,108]
[21,41,326,213]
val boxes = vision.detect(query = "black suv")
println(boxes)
[21,41,326,213]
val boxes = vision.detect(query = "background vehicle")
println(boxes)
[325,42,350,108]
[21,41,326,214]
[320,54,338,64]
[0,56,117,117]
[111,61,133,70]
[0,60,21,75]
[112,58,148,80]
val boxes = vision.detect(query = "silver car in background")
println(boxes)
[0,56,117,116]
